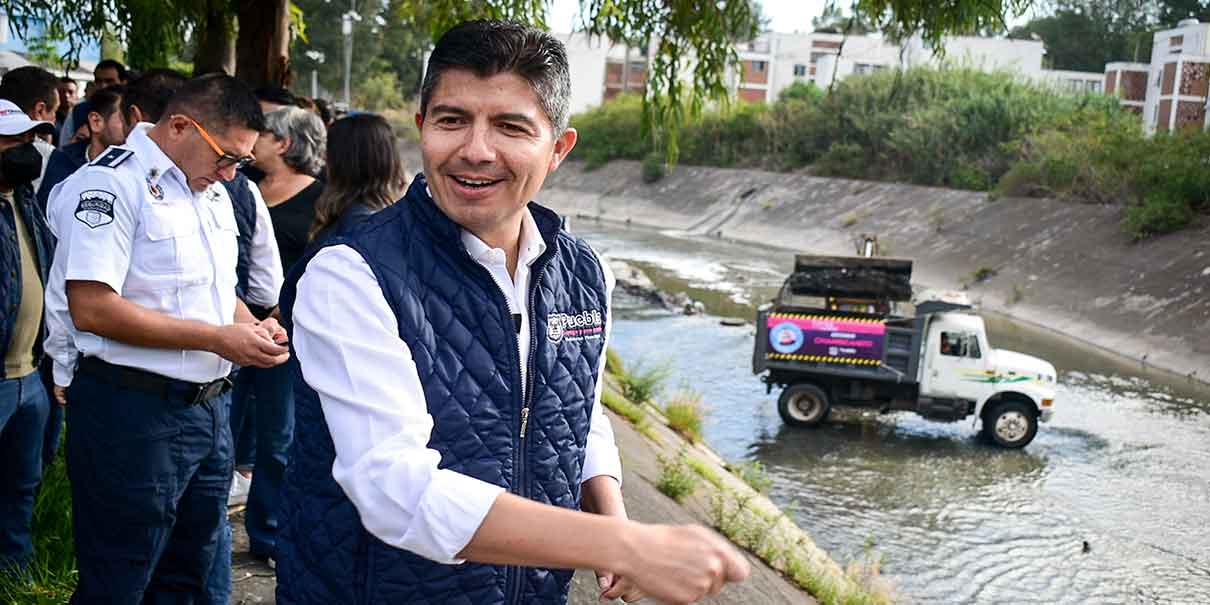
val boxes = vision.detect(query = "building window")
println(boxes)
[854,63,885,75]
[793,64,807,77]
[753,60,767,72]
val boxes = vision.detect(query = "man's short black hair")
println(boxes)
[60,76,77,85]
[163,73,264,133]
[95,59,128,81]
[313,97,333,125]
[420,20,572,135]
[124,68,188,124]
[254,86,296,108]
[0,65,60,114]
[90,85,125,120]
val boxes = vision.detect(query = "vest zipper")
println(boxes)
[460,245,553,605]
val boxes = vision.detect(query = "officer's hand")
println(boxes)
[213,324,290,368]
[595,571,644,602]
[53,385,68,406]
[256,317,289,345]
[618,524,750,605]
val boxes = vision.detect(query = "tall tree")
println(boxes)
[1158,0,1210,25]
[2,0,1038,153]
[1009,1,1157,70]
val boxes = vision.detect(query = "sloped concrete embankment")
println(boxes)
[543,160,1210,383]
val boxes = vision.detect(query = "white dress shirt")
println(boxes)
[241,180,284,308]
[292,208,622,565]
[42,123,238,383]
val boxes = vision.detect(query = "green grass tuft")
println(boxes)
[655,452,700,503]
[663,390,705,443]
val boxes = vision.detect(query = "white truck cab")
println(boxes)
[921,312,1057,446]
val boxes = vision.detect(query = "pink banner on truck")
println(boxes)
[766,315,886,362]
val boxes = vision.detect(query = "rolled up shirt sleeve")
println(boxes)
[293,245,505,565]
[581,250,623,486]
[244,181,284,308]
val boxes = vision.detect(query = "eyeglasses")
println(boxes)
[174,114,255,170]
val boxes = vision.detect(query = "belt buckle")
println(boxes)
[191,376,233,405]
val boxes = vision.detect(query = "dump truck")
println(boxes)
[753,250,1057,448]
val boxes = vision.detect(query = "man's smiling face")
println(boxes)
[416,68,576,244]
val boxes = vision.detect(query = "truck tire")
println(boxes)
[982,400,1038,448]
[778,384,831,427]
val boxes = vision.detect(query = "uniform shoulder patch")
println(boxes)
[90,147,134,169]
[75,189,117,229]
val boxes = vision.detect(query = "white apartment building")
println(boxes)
[1128,19,1210,134]
[559,30,1104,114]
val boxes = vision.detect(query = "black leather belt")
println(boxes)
[77,357,233,405]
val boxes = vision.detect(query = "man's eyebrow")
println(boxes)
[428,104,471,117]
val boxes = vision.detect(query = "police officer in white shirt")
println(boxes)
[50,74,288,603]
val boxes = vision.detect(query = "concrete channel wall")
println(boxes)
[540,159,1210,384]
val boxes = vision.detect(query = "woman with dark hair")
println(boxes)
[308,113,407,243]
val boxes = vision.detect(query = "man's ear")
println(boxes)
[548,127,578,172]
[414,112,424,130]
[87,112,103,136]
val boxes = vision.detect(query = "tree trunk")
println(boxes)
[235,0,291,89]
[193,0,236,76]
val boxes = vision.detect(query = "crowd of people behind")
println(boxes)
[0,57,408,602]
[1,20,750,605]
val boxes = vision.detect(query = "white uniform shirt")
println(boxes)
[238,180,284,309]
[44,123,239,383]
[292,208,623,565]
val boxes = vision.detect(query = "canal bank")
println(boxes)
[539,159,1210,387]
[580,221,1210,604]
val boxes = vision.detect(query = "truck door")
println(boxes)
[921,320,990,399]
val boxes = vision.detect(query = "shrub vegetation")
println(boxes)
[569,68,1209,237]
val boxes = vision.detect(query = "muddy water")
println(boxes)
[576,221,1210,605]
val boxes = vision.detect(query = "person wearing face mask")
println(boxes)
[0,67,60,193]
[0,99,56,578]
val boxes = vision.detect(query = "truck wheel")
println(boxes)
[778,384,831,427]
[982,400,1038,448]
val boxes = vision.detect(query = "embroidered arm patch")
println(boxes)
[75,189,117,228]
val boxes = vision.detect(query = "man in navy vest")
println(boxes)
[278,19,749,605]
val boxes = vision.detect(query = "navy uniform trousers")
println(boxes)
[66,367,232,604]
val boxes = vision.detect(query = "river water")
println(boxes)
[574,221,1210,605]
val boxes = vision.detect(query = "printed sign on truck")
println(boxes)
[767,314,886,364]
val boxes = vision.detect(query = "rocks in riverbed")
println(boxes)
[609,259,705,314]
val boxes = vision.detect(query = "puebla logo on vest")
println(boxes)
[547,309,604,344]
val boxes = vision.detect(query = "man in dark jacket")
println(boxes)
[0,99,56,576]
[277,20,749,605]
[37,86,127,213]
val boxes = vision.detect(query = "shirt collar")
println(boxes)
[459,208,547,269]
[125,122,181,188]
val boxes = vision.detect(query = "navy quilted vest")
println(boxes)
[276,174,608,605]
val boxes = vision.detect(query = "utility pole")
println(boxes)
[342,0,360,107]
[342,13,353,106]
